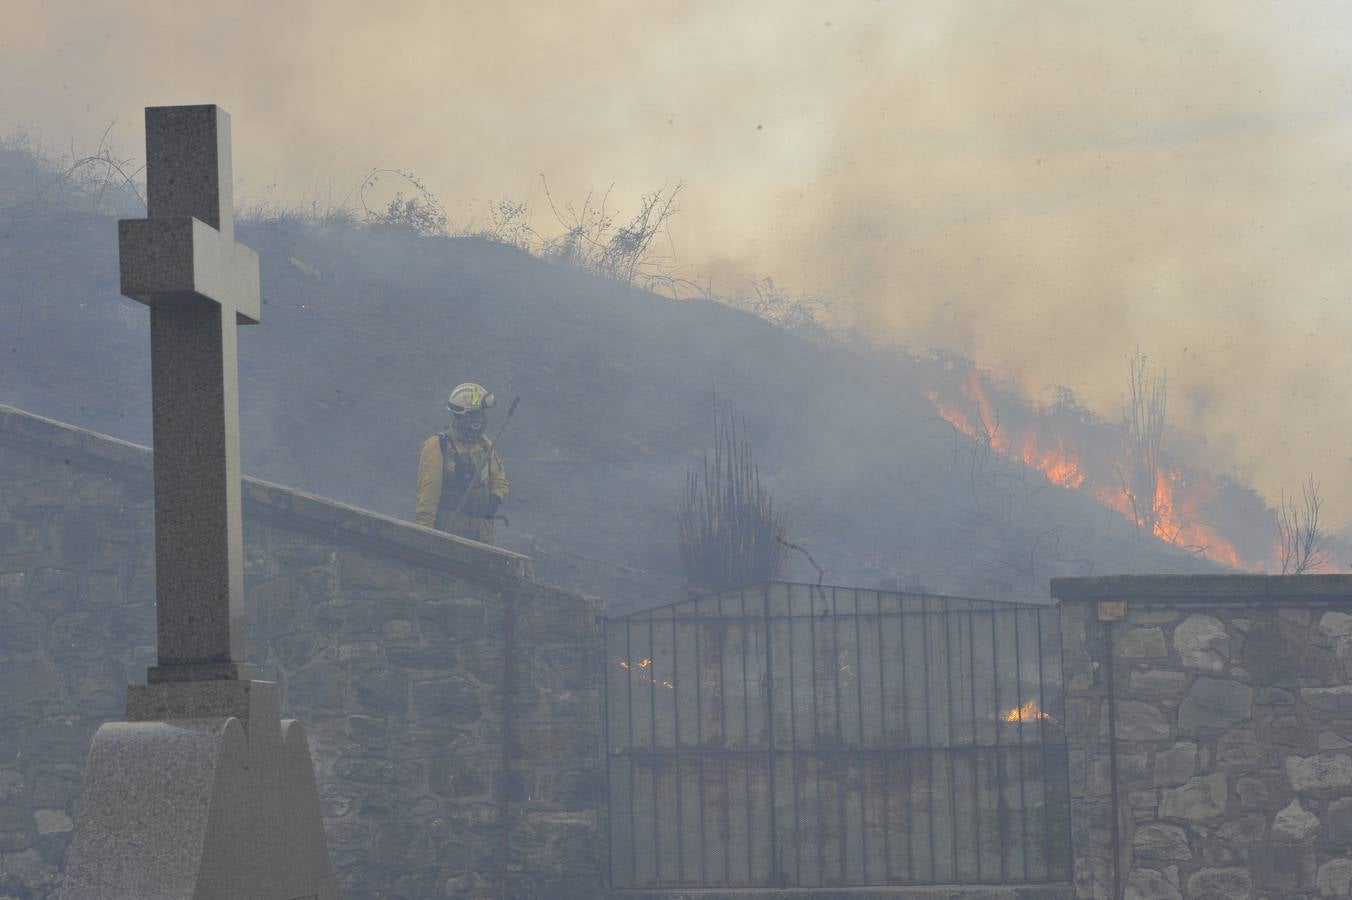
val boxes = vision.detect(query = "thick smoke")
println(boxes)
[5,0,1351,525]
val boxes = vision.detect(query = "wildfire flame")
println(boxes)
[618,658,673,689]
[1005,700,1051,723]
[926,370,1265,569]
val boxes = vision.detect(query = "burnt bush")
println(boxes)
[678,406,786,591]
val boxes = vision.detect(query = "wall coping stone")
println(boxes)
[608,886,1070,891]
[1051,573,1352,605]
[607,887,1073,899]
[0,402,534,584]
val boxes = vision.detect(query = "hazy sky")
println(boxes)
[6,1,1352,525]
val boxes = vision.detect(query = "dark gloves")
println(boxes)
[484,494,502,519]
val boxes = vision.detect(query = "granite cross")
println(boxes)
[118,105,260,683]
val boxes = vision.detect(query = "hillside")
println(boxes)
[0,199,1238,611]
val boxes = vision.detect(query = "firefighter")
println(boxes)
[416,383,509,544]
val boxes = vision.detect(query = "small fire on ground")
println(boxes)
[1005,700,1052,723]
[618,658,673,689]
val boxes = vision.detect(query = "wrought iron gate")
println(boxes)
[603,583,1072,889]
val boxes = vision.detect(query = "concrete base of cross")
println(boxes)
[60,680,339,900]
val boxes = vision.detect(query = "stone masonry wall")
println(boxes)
[0,404,604,900]
[1053,575,1352,900]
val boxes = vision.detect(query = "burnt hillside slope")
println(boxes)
[0,206,1225,609]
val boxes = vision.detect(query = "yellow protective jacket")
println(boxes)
[416,431,509,544]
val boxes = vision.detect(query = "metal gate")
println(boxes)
[603,583,1072,889]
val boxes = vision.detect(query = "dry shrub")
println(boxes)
[679,405,787,591]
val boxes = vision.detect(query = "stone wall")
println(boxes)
[0,404,604,899]
[1053,574,1352,900]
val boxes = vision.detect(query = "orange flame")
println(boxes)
[928,371,1262,569]
[1005,700,1051,722]
[618,658,673,688]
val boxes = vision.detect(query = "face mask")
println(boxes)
[455,412,486,436]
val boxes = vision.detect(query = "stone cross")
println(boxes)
[63,105,338,899]
[118,105,260,683]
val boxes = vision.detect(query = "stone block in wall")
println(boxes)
[1159,772,1227,822]
[1125,866,1182,900]
[0,848,60,896]
[418,597,487,643]
[271,631,326,670]
[1130,669,1187,700]
[512,720,595,762]
[0,600,44,652]
[1185,865,1252,899]
[1152,741,1197,787]
[287,663,346,711]
[1242,620,1339,684]
[1172,614,1229,672]
[1215,811,1266,846]
[1256,686,1295,705]
[1286,752,1352,793]
[1129,789,1159,821]
[78,570,122,607]
[1269,714,1318,755]
[68,658,126,716]
[1319,611,1352,638]
[1118,627,1169,658]
[47,512,101,566]
[1117,700,1171,741]
[0,657,62,715]
[104,602,153,647]
[1272,797,1320,841]
[1132,822,1192,861]
[351,664,408,713]
[1302,685,1352,715]
[1318,857,1352,897]
[1326,796,1352,843]
[1250,841,1317,892]
[1178,677,1252,735]
[1215,729,1266,771]
[385,642,458,670]
[411,676,483,726]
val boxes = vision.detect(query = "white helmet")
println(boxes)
[446,383,496,416]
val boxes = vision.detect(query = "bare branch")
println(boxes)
[1279,476,1332,574]
[1124,349,1167,536]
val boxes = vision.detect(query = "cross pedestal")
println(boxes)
[60,106,339,900]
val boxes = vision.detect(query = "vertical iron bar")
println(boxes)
[1058,609,1074,883]
[743,589,755,884]
[718,593,731,886]
[992,606,1006,884]
[650,615,661,883]
[854,589,868,884]
[920,598,936,883]
[944,606,959,883]
[764,584,783,885]
[967,608,980,882]
[672,606,685,883]
[694,601,707,884]
[832,588,847,884]
[809,585,824,884]
[878,592,893,882]
[786,584,802,884]
[900,595,914,882]
[1035,608,1053,882]
[1012,608,1029,880]
[626,618,638,885]
[604,618,615,887]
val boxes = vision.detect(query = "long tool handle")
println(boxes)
[449,396,520,521]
